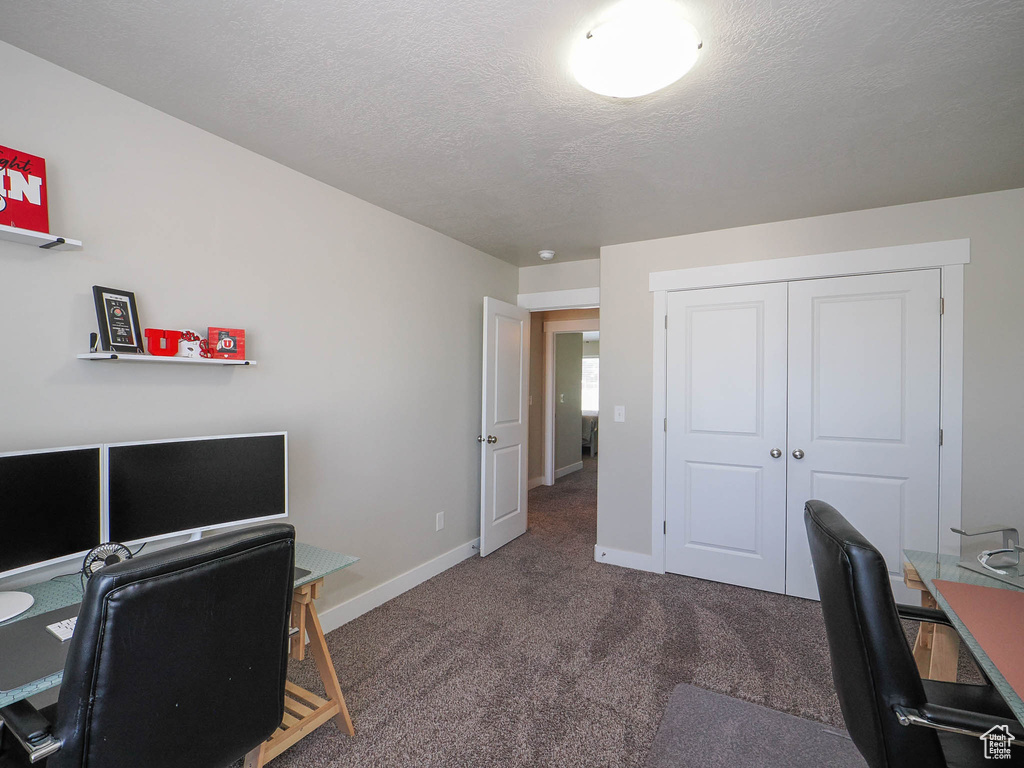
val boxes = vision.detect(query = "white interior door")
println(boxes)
[785,270,941,601]
[665,283,789,593]
[480,297,530,557]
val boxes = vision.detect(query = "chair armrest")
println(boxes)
[0,701,62,763]
[896,603,952,626]
[0,701,51,745]
[895,703,1024,742]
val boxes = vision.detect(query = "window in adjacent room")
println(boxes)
[581,357,599,411]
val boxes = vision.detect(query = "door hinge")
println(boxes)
[939,428,943,446]
[940,297,945,315]
[664,417,667,432]
[664,520,667,535]
[664,315,668,329]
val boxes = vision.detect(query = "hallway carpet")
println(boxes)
[261,457,857,767]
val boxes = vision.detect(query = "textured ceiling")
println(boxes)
[1,0,1022,266]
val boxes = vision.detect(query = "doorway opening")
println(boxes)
[527,309,599,488]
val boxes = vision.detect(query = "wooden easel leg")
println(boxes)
[305,601,355,736]
[919,591,958,682]
[906,578,959,683]
[929,624,960,682]
[243,742,268,768]
[912,620,935,677]
[290,599,307,661]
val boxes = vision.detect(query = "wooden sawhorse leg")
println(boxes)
[904,562,959,682]
[250,578,354,767]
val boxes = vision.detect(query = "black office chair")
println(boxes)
[804,500,1023,767]
[0,523,296,768]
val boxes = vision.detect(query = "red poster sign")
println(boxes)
[0,145,49,234]
[208,327,246,360]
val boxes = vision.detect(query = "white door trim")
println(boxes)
[652,239,968,578]
[938,265,964,556]
[518,287,600,311]
[651,291,668,573]
[544,319,599,486]
[542,320,600,333]
[649,239,969,293]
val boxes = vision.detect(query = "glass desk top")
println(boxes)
[904,549,1024,724]
[294,542,359,587]
[0,542,357,708]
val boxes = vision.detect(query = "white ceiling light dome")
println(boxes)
[571,0,702,98]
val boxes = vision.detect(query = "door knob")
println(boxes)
[477,435,484,443]
[792,449,805,460]
[487,435,498,444]
[770,448,782,459]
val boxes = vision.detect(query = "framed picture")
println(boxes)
[208,327,246,360]
[92,286,144,353]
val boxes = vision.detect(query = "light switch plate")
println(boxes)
[614,406,625,422]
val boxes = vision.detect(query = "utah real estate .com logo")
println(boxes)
[981,724,1015,760]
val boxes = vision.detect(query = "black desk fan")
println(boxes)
[82,542,133,579]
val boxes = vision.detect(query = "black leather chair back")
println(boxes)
[49,523,295,768]
[804,500,946,768]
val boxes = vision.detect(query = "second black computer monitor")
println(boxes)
[105,432,288,545]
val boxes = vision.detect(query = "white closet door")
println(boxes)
[785,270,941,601]
[665,283,789,593]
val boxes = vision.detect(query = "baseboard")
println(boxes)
[594,545,663,574]
[554,461,583,479]
[318,538,480,634]
[528,475,545,490]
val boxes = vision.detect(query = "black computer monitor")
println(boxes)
[0,445,103,621]
[105,432,287,545]
[0,445,103,578]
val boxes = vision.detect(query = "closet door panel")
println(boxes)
[786,270,941,601]
[665,283,789,593]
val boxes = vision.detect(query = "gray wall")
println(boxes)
[0,43,518,613]
[555,333,583,473]
[596,188,1024,558]
[519,259,600,294]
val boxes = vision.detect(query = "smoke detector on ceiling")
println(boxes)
[539,250,556,261]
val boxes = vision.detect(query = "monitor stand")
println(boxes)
[0,591,34,623]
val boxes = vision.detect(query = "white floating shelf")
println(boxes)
[0,223,83,251]
[77,353,256,366]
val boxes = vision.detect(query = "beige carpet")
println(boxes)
[251,457,977,767]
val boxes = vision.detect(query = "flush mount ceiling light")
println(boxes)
[539,249,556,261]
[571,0,702,98]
